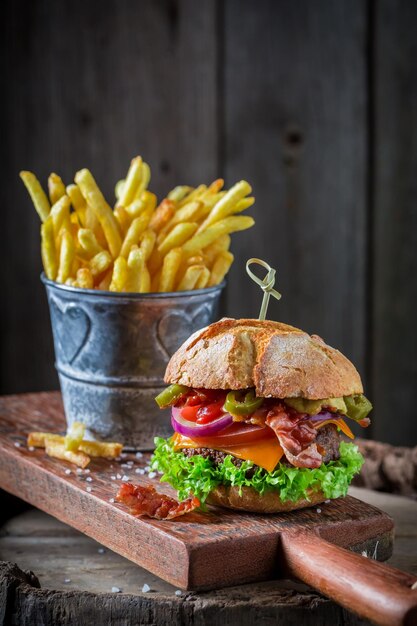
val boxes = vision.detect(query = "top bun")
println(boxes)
[165,318,363,399]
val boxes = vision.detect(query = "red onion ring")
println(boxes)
[171,407,233,438]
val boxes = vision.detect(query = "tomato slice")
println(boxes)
[195,399,225,424]
[186,422,275,447]
[180,405,201,422]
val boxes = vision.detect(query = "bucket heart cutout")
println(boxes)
[49,298,92,365]
[156,305,211,361]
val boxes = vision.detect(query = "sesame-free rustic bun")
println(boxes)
[165,318,363,399]
[207,484,326,513]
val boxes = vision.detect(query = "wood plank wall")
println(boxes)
[0,0,416,445]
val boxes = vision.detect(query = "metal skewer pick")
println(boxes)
[246,258,282,321]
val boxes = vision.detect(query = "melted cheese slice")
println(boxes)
[172,417,354,473]
[173,432,284,472]
[317,418,354,439]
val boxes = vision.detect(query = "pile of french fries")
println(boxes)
[20,156,255,292]
[28,422,123,468]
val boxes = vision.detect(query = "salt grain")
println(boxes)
[120,453,127,459]
[135,468,145,475]
[28,446,35,452]
[316,508,322,513]
[111,475,116,480]
[84,469,90,474]
[65,469,71,475]
[98,548,105,554]
[142,583,151,593]
[121,463,131,469]
[14,442,21,448]
[86,486,92,493]
[111,586,121,593]
[121,475,129,482]
[144,466,151,473]
[64,578,71,584]
[86,476,93,482]
[148,472,157,479]
[126,461,134,466]
[109,498,115,503]
[76,468,83,475]
[116,473,122,479]
[325,500,331,504]
[135,452,143,459]
[175,590,182,596]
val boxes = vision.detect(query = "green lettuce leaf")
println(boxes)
[151,438,364,504]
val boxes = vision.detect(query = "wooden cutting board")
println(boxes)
[0,392,416,626]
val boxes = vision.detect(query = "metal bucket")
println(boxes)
[42,275,224,449]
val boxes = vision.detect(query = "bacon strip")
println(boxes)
[116,483,200,520]
[265,405,323,469]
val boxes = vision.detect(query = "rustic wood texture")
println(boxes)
[222,0,368,387]
[0,489,416,626]
[371,0,417,445]
[2,391,416,616]
[0,0,218,395]
[1,0,416,441]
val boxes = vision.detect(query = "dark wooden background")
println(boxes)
[1,0,416,445]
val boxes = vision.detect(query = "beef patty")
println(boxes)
[180,424,341,471]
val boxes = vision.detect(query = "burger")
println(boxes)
[151,318,371,513]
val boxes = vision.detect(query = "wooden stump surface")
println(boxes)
[0,487,416,626]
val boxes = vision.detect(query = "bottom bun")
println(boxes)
[207,485,326,513]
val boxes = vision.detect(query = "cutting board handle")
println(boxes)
[281,530,417,626]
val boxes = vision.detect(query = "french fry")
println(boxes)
[117,156,143,207]
[139,229,156,261]
[49,195,71,236]
[149,199,175,232]
[75,169,122,258]
[232,196,255,214]
[134,161,151,199]
[109,256,128,291]
[120,210,152,258]
[41,218,58,280]
[167,185,193,203]
[98,268,113,290]
[208,250,234,286]
[158,222,198,257]
[48,173,66,205]
[28,431,123,459]
[151,269,161,292]
[142,190,157,212]
[115,179,125,201]
[114,205,130,235]
[56,229,75,283]
[45,438,90,468]
[78,440,123,458]
[202,178,224,196]
[195,266,210,289]
[78,228,103,258]
[89,250,112,278]
[67,184,87,226]
[177,264,205,291]
[125,248,145,292]
[158,247,183,293]
[159,201,202,238]
[178,184,206,208]
[64,421,86,452]
[76,267,94,290]
[125,197,147,219]
[27,432,63,447]
[20,171,50,222]
[203,234,231,268]
[183,216,254,255]
[197,180,252,232]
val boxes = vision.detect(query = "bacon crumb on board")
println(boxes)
[116,483,200,520]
